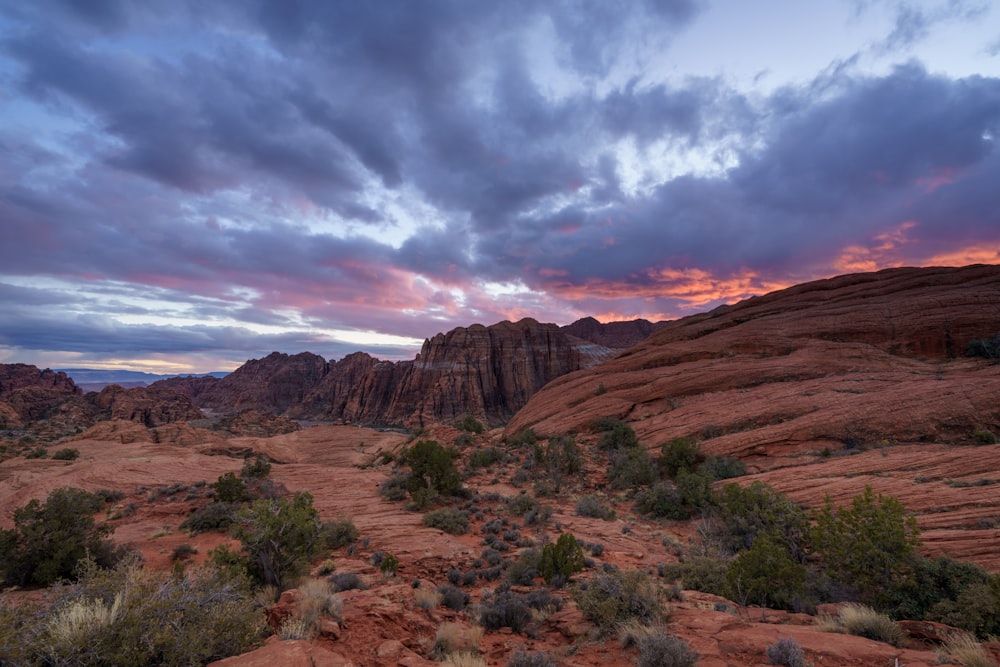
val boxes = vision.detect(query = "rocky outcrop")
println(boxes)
[220,410,300,437]
[508,264,1000,452]
[161,319,633,427]
[562,316,664,349]
[0,364,85,427]
[90,385,205,427]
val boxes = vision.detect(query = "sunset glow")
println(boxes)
[1,1,998,373]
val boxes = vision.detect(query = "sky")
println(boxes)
[1,0,998,374]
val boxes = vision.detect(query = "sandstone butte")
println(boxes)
[1,264,999,666]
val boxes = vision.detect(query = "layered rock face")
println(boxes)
[90,385,205,427]
[158,318,633,426]
[0,364,82,427]
[508,264,1000,452]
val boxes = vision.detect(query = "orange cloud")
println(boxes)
[926,245,1000,266]
[833,221,917,273]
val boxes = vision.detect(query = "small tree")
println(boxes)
[659,437,700,478]
[0,487,122,587]
[811,486,920,606]
[714,482,810,561]
[539,533,585,585]
[404,440,463,503]
[233,492,324,589]
[212,472,247,503]
[726,533,806,610]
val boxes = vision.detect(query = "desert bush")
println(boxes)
[477,591,534,633]
[539,533,585,585]
[95,489,126,503]
[825,603,904,646]
[438,584,470,611]
[455,414,486,434]
[414,585,443,610]
[316,558,337,576]
[508,492,542,516]
[572,569,664,634]
[884,555,991,624]
[52,448,80,461]
[379,472,410,501]
[634,481,685,519]
[726,533,806,610]
[423,507,469,535]
[698,455,747,480]
[537,434,583,475]
[434,621,484,656]
[713,482,810,561]
[0,487,124,587]
[972,429,999,445]
[659,437,700,478]
[379,553,399,576]
[322,517,359,548]
[506,548,543,586]
[240,455,272,479]
[181,501,236,534]
[766,637,805,667]
[24,446,47,459]
[468,446,504,468]
[927,574,1000,640]
[811,486,920,605]
[25,557,263,666]
[576,494,616,520]
[506,648,557,667]
[329,571,367,592]
[635,631,697,667]
[212,471,247,503]
[658,557,728,597]
[298,577,343,631]
[443,652,487,667]
[608,447,656,490]
[171,543,197,561]
[598,421,640,450]
[482,547,503,566]
[233,492,325,589]
[506,427,538,449]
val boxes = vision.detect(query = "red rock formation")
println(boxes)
[0,364,83,424]
[508,264,1000,445]
[90,385,205,426]
[562,316,664,349]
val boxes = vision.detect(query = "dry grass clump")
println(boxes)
[442,652,487,667]
[939,632,998,667]
[819,603,904,646]
[278,617,311,640]
[434,622,484,657]
[618,619,666,649]
[414,586,444,610]
[298,578,343,629]
[45,594,122,648]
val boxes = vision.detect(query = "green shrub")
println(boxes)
[379,472,410,501]
[884,555,990,623]
[713,482,810,561]
[572,570,664,634]
[926,574,1000,640]
[634,482,685,519]
[576,494,616,520]
[0,487,124,587]
[636,632,697,667]
[539,533,585,585]
[658,557,728,597]
[455,414,485,434]
[212,472,247,503]
[52,448,80,461]
[379,553,399,575]
[24,446,47,459]
[180,502,236,535]
[468,446,504,468]
[608,447,656,490]
[506,548,542,586]
[240,455,272,479]
[423,508,469,535]
[478,591,534,633]
[972,429,998,445]
[405,440,464,503]
[591,415,628,432]
[506,427,537,448]
[698,455,747,480]
[233,492,325,589]
[726,533,806,610]
[537,435,583,475]
[322,517,360,549]
[659,437,700,478]
[1,557,262,666]
[171,543,197,561]
[454,432,475,448]
[811,486,920,605]
[508,492,542,517]
[598,422,640,450]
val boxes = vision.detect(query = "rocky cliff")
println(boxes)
[156,318,636,426]
[90,385,205,427]
[0,364,82,427]
[507,264,1000,454]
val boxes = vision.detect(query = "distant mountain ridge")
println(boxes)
[55,369,229,392]
[151,316,661,427]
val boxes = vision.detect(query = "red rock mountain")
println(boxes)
[0,364,82,427]
[155,318,638,426]
[508,264,1000,451]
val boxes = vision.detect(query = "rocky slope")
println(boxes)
[0,364,83,428]
[155,317,641,427]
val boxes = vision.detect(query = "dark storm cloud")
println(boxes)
[1,0,998,369]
